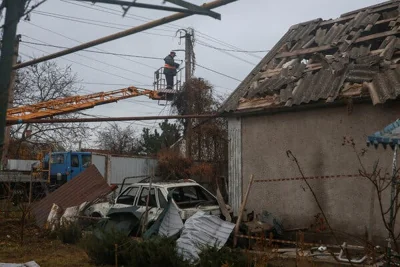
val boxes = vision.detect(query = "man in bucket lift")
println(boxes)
[163,51,180,89]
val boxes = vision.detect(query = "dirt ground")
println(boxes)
[0,218,96,267]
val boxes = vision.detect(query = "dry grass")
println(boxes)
[0,219,97,267]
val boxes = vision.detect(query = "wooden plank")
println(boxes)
[276,45,333,59]
[276,29,400,59]
[233,174,254,247]
[355,29,400,43]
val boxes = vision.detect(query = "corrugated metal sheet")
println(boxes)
[32,165,112,227]
[109,156,157,185]
[176,211,235,262]
[7,160,39,171]
[228,118,241,216]
[221,0,400,113]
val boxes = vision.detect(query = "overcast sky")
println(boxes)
[14,0,382,147]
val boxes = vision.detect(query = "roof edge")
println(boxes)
[223,97,374,118]
[340,0,399,17]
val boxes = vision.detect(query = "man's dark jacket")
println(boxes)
[163,55,180,76]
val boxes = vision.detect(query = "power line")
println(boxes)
[59,0,181,31]
[59,0,262,63]
[31,10,175,38]
[24,21,159,70]
[21,43,150,83]
[18,50,166,112]
[196,31,264,60]
[21,40,167,60]
[195,63,242,82]
[196,40,257,66]
[21,38,155,80]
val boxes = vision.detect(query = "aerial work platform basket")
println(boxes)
[153,67,183,105]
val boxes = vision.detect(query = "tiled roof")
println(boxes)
[32,165,112,227]
[221,0,400,112]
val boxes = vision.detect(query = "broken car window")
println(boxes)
[167,186,217,209]
[116,186,139,205]
[137,187,157,208]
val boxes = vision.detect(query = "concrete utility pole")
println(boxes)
[1,35,20,169]
[183,29,194,158]
[0,0,26,168]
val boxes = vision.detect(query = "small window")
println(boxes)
[51,154,64,164]
[82,155,91,168]
[71,155,79,167]
[116,186,139,205]
[158,189,168,209]
[138,187,157,208]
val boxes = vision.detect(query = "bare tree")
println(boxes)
[9,61,91,156]
[344,137,400,255]
[96,123,139,155]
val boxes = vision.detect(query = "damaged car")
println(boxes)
[84,179,225,224]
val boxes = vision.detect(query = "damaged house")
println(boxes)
[222,0,400,242]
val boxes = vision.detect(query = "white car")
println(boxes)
[85,179,223,223]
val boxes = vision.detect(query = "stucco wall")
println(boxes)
[240,102,400,241]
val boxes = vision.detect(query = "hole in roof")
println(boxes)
[369,36,390,50]
[301,59,309,64]
[359,19,391,38]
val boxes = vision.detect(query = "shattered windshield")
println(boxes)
[167,185,217,209]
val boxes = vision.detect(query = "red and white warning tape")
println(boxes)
[254,174,363,183]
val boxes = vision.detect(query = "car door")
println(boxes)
[136,186,163,223]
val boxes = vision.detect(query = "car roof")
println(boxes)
[127,179,201,188]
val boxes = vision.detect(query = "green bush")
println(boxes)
[125,237,190,267]
[50,222,82,244]
[198,246,249,267]
[80,229,132,266]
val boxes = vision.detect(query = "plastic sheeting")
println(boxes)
[143,198,183,239]
[176,211,235,262]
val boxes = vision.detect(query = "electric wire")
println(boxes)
[57,0,264,65]
[21,40,167,60]
[195,31,265,60]
[21,37,154,80]
[59,0,181,31]
[20,39,238,91]
[195,63,242,82]
[19,44,165,110]
[31,10,175,37]
[21,43,146,83]
[24,21,159,70]
[196,40,257,66]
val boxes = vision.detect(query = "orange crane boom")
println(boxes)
[6,86,169,124]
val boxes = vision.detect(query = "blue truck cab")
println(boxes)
[43,152,92,184]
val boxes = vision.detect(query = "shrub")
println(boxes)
[125,237,190,267]
[49,222,82,244]
[80,229,132,265]
[198,246,249,267]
